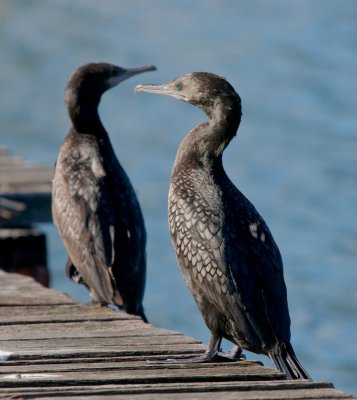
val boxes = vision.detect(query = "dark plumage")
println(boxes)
[52,62,156,322]
[135,72,311,378]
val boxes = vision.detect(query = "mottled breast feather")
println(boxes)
[169,169,235,312]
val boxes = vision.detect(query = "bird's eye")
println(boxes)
[175,82,183,90]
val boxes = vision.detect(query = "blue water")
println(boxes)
[1,0,356,395]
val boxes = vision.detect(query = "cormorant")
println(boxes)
[135,72,311,378]
[52,62,156,322]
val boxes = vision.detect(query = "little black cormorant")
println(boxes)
[52,62,156,322]
[135,72,311,378]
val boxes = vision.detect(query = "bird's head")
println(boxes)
[135,72,241,120]
[65,62,157,110]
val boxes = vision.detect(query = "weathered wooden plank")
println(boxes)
[0,381,340,399]
[0,271,75,305]
[0,360,265,375]
[0,305,140,324]
[0,149,52,189]
[2,349,214,364]
[0,269,47,286]
[0,365,284,388]
[0,362,279,382]
[0,320,187,339]
[2,355,225,370]
[0,341,207,360]
[22,389,352,399]
[0,285,74,305]
[0,335,202,350]
[0,386,352,400]
[0,314,178,332]
[0,304,115,316]
[0,148,52,225]
[0,379,335,393]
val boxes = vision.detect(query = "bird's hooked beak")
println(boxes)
[108,65,157,87]
[134,82,187,102]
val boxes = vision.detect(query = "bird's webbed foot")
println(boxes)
[147,335,243,365]
[146,353,216,365]
[217,344,246,361]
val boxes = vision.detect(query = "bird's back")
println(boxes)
[222,175,291,345]
[52,129,146,315]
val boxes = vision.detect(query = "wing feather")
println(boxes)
[52,134,122,305]
[224,184,291,343]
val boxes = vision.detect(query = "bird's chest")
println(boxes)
[168,173,228,291]
[169,171,221,235]
[59,136,104,179]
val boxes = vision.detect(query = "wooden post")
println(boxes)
[0,228,49,287]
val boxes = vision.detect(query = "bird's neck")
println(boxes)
[173,100,241,174]
[66,86,107,136]
[69,103,107,136]
[208,100,240,156]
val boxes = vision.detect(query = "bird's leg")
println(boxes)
[218,344,246,361]
[147,334,240,364]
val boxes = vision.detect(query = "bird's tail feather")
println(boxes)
[269,343,311,380]
[123,303,148,323]
[138,306,148,324]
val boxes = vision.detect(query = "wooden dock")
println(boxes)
[0,147,53,286]
[0,270,354,399]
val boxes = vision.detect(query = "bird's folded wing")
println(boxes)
[52,151,119,305]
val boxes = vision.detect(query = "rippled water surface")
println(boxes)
[1,0,356,395]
